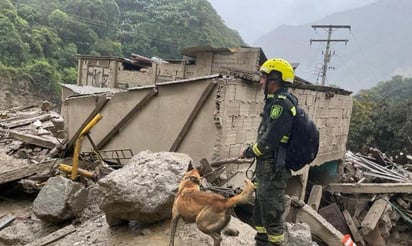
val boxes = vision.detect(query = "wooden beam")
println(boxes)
[360,196,388,235]
[25,225,76,246]
[209,158,253,167]
[169,81,217,152]
[0,160,55,185]
[293,197,344,246]
[66,95,110,152]
[0,114,51,129]
[96,88,158,150]
[199,158,213,176]
[363,224,386,246]
[0,214,15,230]
[326,183,412,194]
[0,129,59,149]
[298,167,310,201]
[307,185,323,211]
[342,210,365,246]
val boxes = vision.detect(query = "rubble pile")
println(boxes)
[0,103,65,191]
[321,149,412,245]
[0,104,411,245]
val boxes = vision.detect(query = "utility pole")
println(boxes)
[310,25,351,86]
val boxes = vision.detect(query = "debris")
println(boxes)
[25,224,76,246]
[32,176,88,224]
[319,203,350,235]
[292,196,344,246]
[360,196,388,235]
[307,185,323,211]
[342,210,365,246]
[345,151,410,182]
[0,215,15,231]
[0,129,60,149]
[0,159,55,185]
[326,183,412,194]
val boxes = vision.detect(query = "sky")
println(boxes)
[207,0,378,44]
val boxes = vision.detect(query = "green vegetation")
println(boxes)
[347,76,412,156]
[0,0,244,103]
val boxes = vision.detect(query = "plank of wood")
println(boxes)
[326,183,412,194]
[0,160,55,185]
[342,210,365,246]
[0,114,51,129]
[293,197,344,246]
[25,224,76,246]
[363,226,386,246]
[0,129,59,149]
[307,185,323,211]
[0,214,15,230]
[360,196,388,235]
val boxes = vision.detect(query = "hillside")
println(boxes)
[254,0,412,92]
[0,0,244,107]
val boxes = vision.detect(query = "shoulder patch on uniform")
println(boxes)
[270,105,283,119]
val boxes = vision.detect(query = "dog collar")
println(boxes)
[185,176,201,186]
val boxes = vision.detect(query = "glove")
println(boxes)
[242,145,255,159]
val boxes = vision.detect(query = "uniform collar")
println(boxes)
[265,87,288,101]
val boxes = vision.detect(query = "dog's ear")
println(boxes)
[187,161,194,171]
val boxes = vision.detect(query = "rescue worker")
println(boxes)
[240,58,296,246]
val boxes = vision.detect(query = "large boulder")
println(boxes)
[96,150,191,225]
[32,176,88,224]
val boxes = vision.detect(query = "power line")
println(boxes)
[310,25,351,86]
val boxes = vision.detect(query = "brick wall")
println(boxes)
[214,79,353,167]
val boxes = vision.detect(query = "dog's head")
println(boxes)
[178,162,202,191]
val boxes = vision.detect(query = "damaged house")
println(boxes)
[61,46,353,202]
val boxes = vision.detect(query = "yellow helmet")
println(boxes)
[259,58,294,83]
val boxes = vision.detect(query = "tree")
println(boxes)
[48,9,70,33]
[92,38,122,56]
[27,60,60,102]
[348,76,412,155]
[64,0,120,39]
[17,4,39,24]
[347,93,377,152]
[30,27,60,58]
[0,14,27,66]
[0,0,15,13]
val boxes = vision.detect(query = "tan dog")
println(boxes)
[169,164,255,246]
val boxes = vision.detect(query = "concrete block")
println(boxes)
[239,102,250,115]
[225,130,237,145]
